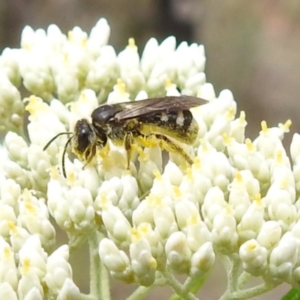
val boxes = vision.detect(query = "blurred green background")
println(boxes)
[1,0,299,299]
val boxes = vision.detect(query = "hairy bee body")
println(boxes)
[44,96,205,177]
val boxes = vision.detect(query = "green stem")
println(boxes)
[182,271,210,296]
[164,269,199,300]
[219,282,277,300]
[89,232,110,300]
[126,286,153,300]
[237,272,250,289]
[229,255,240,291]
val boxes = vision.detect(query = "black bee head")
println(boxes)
[74,119,94,154]
[73,119,107,165]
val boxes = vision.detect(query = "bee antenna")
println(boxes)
[62,135,73,178]
[43,132,72,151]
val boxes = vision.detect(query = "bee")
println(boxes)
[43,96,205,177]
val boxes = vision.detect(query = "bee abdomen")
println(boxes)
[139,110,199,144]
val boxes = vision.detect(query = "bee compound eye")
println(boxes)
[77,129,90,152]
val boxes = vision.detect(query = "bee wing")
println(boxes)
[114,96,206,120]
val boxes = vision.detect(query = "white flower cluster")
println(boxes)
[0,18,298,299]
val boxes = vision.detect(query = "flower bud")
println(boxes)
[190,242,215,277]
[99,238,133,283]
[239,239,268,276]
[269,232,298,281]
[165,231,191,274]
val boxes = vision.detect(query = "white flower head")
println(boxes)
[0,17,298,300]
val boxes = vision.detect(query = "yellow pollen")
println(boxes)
[239,111,246,125]
[223,133,232,146]
[247,242,257,251]
[4,247,11,259]
[173,186,182,197]
[67,30,87,47]
[149,257,157,269]
[186,168,193,180]
[7,221,17,234]
[116,78,127,95]
[193,157,200,169]
[165,78,172,87]
[245,138,254,151]
[22,42,32,52]
[24,95,48,116]
[226,108,235,120]
[153,170,162,180]
[49,167,60,180]
[25,201,36,214]
[225,205,233,215]
[279,119,292,132]
[100,193,109,209]
[131,228,142,241]
[23,258,31,274]
[280,176,288,189]
[253,193,262,206]
[261,121,268,134]
[68,171,76,185]
[135,146,148,162]
[147,194,162,206]
[128,38,137,51]
[276,151,283,164]
[235,171,243,183]
[188,212,199,225]
[138,223,151,234]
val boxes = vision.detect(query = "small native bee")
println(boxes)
[44,96,205,177]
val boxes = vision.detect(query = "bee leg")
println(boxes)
[82,144,97,169]
[124,133,135,169]
[97,141,110,158]
[150,133,193,164]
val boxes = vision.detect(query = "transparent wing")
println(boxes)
[114,96,206,120]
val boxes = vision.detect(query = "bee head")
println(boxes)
[44,118,106,178]
[73,119,96,160]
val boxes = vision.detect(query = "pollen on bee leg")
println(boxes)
[98,143,110,158]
